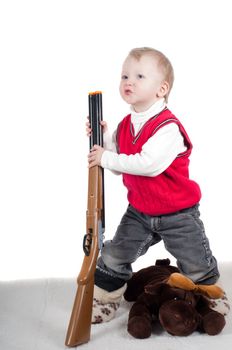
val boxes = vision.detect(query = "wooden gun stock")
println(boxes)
[65,92,105,347]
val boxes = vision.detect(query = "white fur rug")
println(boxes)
[0,262,231,350]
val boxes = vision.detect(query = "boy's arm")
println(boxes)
[103,130,117,152]
[103,130,121,175]
[101,123,186,176]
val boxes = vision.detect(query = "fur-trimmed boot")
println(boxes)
[91,284,127,324]
[208,291,230,316]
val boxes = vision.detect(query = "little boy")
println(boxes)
[87,47,229,323]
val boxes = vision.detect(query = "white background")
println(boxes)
[0,0,231,280]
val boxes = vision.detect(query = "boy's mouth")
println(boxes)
[125,89,133,95]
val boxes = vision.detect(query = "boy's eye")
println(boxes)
[121,75,128,80]
[137,74,145,79]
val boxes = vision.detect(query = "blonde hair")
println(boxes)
[129,47,174,102]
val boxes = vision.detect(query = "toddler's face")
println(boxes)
[119,54,166,112]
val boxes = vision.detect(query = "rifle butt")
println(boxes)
[65,278,94,347]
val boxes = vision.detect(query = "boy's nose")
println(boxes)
[125,79,133,86]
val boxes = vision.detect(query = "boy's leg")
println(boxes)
[92,205,160,323]
[158,204,230,315]
[158,204,219,284]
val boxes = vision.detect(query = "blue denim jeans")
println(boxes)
[95,204,219,292]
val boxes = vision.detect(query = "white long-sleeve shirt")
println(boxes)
[101,99,187,177]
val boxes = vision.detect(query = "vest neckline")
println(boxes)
[130,107,167,144]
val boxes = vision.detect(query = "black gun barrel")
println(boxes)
[88,91,105,231]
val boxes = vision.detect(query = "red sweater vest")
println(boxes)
[116,109,201,215]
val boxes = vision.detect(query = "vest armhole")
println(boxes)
[151,119,192,158]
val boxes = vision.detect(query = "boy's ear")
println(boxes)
[157,81,169,98]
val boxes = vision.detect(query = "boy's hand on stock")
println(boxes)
[88,145,105,168]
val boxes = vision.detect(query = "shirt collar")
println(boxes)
[131,98,166,125]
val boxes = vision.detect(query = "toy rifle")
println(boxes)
[65,91,105,347]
